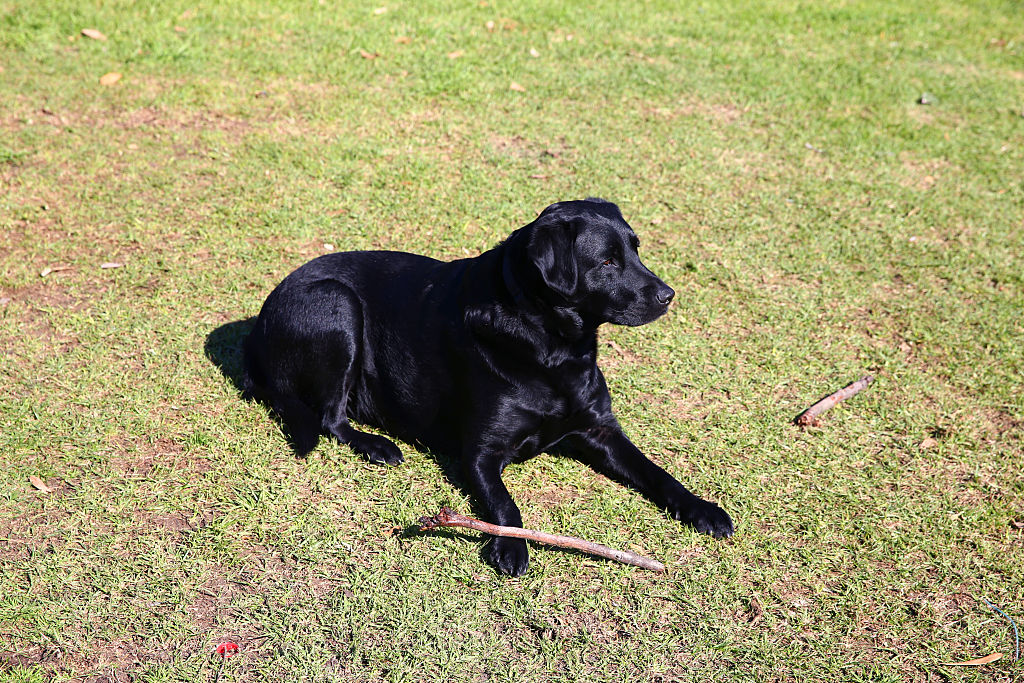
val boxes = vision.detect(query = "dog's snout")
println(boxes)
[657,285,675,305]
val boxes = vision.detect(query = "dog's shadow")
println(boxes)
[204,318,497,564]
[204,317,256,394]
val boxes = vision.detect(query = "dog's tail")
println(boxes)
[271,394,322,456]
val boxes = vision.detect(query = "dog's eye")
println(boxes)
[602,258,616,267]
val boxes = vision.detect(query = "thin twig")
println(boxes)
[794,374,874,426]
[418,507,665,572]
[984,597,1020,661]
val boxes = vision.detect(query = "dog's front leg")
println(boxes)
[563,426,734,538]
[464,454,529,576]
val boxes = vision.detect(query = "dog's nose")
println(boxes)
[657,286,675,305]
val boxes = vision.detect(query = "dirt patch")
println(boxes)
[188,576,243,631]
[106,435,216,477]
[669,387,732,421]
[982,408,1024,442]
[644,99,746,124]
[0,281,91,355]
[12,101,252,137]
[489,134,573,162]
[517,484,581,507]
[0,506,74,559]
[897,152,959,191]
[597,336,649,371]
[114,106,251,135]
[678,100,746,123]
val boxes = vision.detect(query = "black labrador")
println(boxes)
[243,199,733,575]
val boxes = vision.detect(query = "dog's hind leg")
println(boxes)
[322,399,404,466]
[313,281,404,466]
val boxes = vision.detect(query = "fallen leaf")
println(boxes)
[0,297,11,306]
[942,652,1003,666]
[748,596,764,624]
[99,72,122,86]
[39,265,71,277]
[394,36,411,44]
[174,25,187,33]
[529,174,547,179]
[485,20,495,31]
[1011,520,1024,529]
[81,28,107,41]
[447,50,464,59]
[359,49,378,60]
[919,437,938,449]
[373,6,388,14]
[509,81,526,92]
[100,262,124,269]
[29,476,53,493]
[529,47,540,57]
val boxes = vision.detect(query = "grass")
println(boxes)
[1,0,1022,681]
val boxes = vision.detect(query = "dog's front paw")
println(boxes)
[488,536,529,576]
[672,498,734,538]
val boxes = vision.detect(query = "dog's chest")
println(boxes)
[515,362,608,446]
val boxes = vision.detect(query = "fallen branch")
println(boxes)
[794,374,874,427]
[418,507,665,573]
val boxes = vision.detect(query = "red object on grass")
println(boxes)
[216,642,239,657]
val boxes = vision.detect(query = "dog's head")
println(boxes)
[504,199,675,331]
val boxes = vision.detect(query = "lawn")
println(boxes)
[1,1,1022,681]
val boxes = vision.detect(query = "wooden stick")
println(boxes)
[794,374,874,426]
[418,507,665,573]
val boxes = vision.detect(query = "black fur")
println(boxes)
[243,199,733,575]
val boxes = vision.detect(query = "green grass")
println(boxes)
[1,0,1022,681]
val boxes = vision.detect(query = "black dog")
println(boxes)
[243,199,733,575]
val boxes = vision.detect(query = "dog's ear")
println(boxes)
[526,210,579,301]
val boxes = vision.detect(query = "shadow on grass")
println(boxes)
[204,317,256,394]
